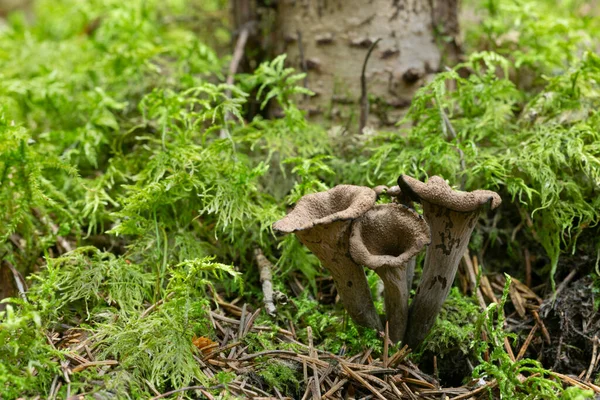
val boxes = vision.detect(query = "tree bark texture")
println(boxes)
[274,0,460,126]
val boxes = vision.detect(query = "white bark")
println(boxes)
[276,0,458,126]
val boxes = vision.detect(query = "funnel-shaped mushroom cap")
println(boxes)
[273,185,377,233]
[349,204,431,270]
[272,185,383,331]
[397,175,501,212]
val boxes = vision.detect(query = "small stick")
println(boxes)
[508,281,527,318]
[552,372,600,393]
[141,292,174,318]
[220,24,250,139]
[149,385,225,400]
[237,304,247,340]
[71,360,118,373]
[254,248,277,316]
[383,322,390,368]
[462,253,486,309]
[322,379,348,398]
[553,333,565,370]
[359,347,374,364]
[451,379,497,400]
[400,381,418,400]
[144,379,161,396]
[49,375,59,400]
[341,364,387,400]
[297,30,309,92]
[532,310,551,345]
[516,324,538,361]
[402,377,436,389]
[3,261,27,300]
[504,338,516,363]
[472,255,479,275]
[243,308,262,337]
[307,327,322,399]
[300,377,312,400]
[388,345,410,368]
[389,378,403,398]
[584,335,599,382]
[355,371,391,391]
[554,268,578,301]
[273,386,284,400]
[359,38,381,134]
[32,208,72,253]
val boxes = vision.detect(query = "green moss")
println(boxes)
[1,0,600,396]
[416,288,480,358]
[257,360,301,395]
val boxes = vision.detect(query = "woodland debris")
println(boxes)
[254,248,277,316]
[43,284,597,400]
[359,37,381,134]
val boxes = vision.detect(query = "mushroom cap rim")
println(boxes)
[272,185,377,234]
[397,174,502,212]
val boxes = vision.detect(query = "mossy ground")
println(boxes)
[1,0,600,398]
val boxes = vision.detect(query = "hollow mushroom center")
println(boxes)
[358,226,411,258]
[350,204,430,270]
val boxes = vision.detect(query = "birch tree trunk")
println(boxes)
[273,0,460,127]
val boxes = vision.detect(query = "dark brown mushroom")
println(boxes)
[349,204,430,343]
[273,185,383,331]
[398,175,501,349]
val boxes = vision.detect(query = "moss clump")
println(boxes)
[258,360,301,396]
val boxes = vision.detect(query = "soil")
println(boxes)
[540,276,600,379]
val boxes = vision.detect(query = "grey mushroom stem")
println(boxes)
[349,204,430,343]
[398,175,501,349]
[377,266,410,343]
[373,185,417,293]
[405,258,416,294]
[405,201,480,348]
[295,222,383,330]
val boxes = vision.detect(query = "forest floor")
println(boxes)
[2,0,600,399]
[42,253,600,399]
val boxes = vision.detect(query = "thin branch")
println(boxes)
[436,101,466,189]
[254,248,277,316]
[584,335,599,382]
[150,385,225,400]
[220,24,250,140]
[2,260,27,301]
[297,29,309,93]
[140,292,174,318]
[359,38,381,134]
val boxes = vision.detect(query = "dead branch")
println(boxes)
[254,248,277,316]
[359,38,381,134]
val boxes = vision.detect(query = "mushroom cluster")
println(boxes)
[273,175,501,348]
